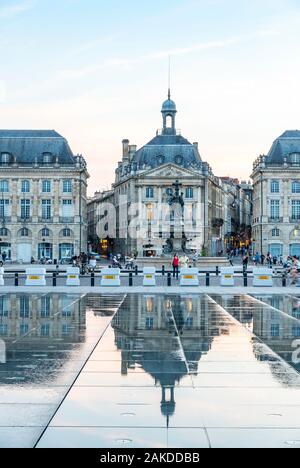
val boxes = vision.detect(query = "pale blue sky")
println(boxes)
[1,0,300,193]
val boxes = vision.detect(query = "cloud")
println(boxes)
[57,29,278,80]
[0,0,35,19]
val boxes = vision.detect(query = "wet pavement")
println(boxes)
[0,293,300,448]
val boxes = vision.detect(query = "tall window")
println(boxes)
[292,200,300,220]
[0,228,8,236]
[0,200,9,218]
[146,187,154,199]
[271,180,280,193]
[41,296,51,318]
[62,200,73,218]
[21,200,30,219]
[42,200,52,220]
[271,324,280,338]
[292,181,300,194]
[42,180,51,193]
[185,187,194,199]
[63,180,72,193]
[20,296,29,318]
[21,180,30,193]
[0,180,9,193]
[270,200,280,220]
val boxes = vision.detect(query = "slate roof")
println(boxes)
[133,134,202,170]
[0,130,76,165]
[267,130,300,165]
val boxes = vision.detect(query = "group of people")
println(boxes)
[172,254,190,279]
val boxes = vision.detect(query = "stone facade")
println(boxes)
[252,130,300,258]
[88,95,252,258]
[0,130,88,262]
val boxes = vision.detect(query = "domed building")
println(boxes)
[90,93,252,258]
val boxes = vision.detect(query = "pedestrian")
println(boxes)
[255,252,260,266]
[242,254,249,272]
[261,254,266,265]
[2,251,7,264]
[172,254,179,279]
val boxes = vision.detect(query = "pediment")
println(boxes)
[140,164,200,179]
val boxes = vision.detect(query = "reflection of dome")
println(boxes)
[161,400,176,417]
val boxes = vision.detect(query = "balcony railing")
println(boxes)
[59,217,75,224]
[0,217,12,223]
[290,217,300,224]
[38,217,53,223]
[17,217,32,223]
[268,217,283,223]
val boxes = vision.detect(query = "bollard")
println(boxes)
[162,265,165,276]
[206,272,210,287]
[282,273,287,287]
[243,272,248,287]
[167,272,172,287]
[15,273,19,287]
[53,272,57,287]
[216,266,220,277]
[135,265,138,276]
[129,272,133,287]
[91,272,95,287]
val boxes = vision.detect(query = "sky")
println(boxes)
[1,0,300,195]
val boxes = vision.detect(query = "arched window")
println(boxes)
[272,228,280,237]
[41,228,50,237]
[271,180,279,193]
[185,187,194,199]
[0,228,8,237]
[63,180,72,193]
[166,115,172,128]
[42,180,51,193]
[21,180,30,193]
[292,181,300,194]
[62,228,71,237]
[0,180,9,193]
[20,228,29,237]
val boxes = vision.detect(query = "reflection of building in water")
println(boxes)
[86,295,125,317]
[0,294,86,381]
[112,295,227,425]
[252,298,300,373]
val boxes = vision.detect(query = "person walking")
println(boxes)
[172,254,180,279]
[242,254,249,273]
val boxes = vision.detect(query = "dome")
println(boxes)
[162,99,177,112]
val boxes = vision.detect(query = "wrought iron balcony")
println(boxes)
[38,217,53,223]
[59,217,75,224]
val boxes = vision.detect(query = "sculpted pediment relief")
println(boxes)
[141,164,199,179]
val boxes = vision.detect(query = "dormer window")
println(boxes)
[1,153,11,165]
[291,153,300,165]
[42,153,53,165]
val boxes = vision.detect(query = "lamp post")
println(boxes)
[260,171,263,255]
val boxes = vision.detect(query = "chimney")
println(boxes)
[122,139,129,161]
[193,142,199,151]
[129,144,137,161]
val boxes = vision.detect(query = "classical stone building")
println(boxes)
[89,94,252,258]
[0,130,88,262]
[252,130,300,258]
